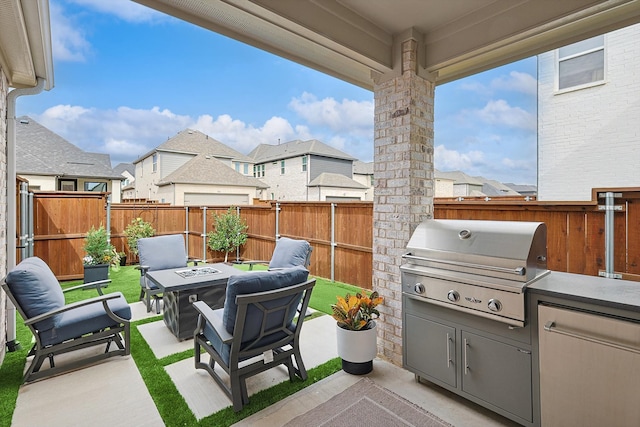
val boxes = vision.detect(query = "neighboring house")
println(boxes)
[436,171,485,197]
[353,161,374,201]
[133,129,268,205]
[537,23,640,201]
[505,183,537,197]
[476,177,521,197]
[16,117,123,202]
[248,139,367,201]
[113,163,135,200]
[434,170,455,197]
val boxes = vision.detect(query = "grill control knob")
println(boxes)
[447,290,460,302]
[414,283,425,294]
[488,299,502,312]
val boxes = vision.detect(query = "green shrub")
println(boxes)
[207,208,248,262]
[124,218,155,255]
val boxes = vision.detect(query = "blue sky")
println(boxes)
[17,0,538,184]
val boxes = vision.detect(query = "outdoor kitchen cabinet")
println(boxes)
[403,295,535,426]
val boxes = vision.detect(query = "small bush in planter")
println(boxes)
[83,225,119,268]
[207,207,248,262]
[124,217,155,256]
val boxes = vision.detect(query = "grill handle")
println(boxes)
[402,253,526,276]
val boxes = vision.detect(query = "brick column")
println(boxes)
[373,38,434,365]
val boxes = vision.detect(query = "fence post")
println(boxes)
[598,191,622,279]
[331,203,336,282]
[27,190,33,257]
[19,182,28,261]
[275,202,281,239]
[184,206,189,256]
[202,207,208,262]
[106,194,111,244]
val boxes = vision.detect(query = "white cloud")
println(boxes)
[434,145,485,171]
[67,0,165,23]
[491,71,537,95]
[34,104,318,165]
[50,2,91,62]
[474,99,535,130]
[288,92,373,134]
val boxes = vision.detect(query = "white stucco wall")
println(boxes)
[353,174,374,200]
[157,183,262,206]
[538,24,640,201]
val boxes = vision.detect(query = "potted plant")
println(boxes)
[124,217,155,259]
[331,291,383,375]
[207,207,248,263]
[83,225,119,283]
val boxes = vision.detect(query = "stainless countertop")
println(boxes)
[528,271,640,314]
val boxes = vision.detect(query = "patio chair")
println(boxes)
[193,266,315,412]
[1,256,131,383]
[243,237,312,271]
[137,234,195,313]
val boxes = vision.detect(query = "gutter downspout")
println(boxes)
[6,77,46,350]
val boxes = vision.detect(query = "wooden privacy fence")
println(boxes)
[28,188,640,285]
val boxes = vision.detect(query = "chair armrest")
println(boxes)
[193,301,232,343]
[63,279,111,296]
[242,260,269,271]
[24,293,124,326]
[136,265,150,276]
[188,257,203,266]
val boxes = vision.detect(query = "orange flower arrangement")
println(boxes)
[331,291,383,331]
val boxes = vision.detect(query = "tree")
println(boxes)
[207,208,248,262]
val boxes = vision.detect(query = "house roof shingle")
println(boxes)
[158,154,268,188]
[307,172,368,189]
[134,129,253,164]
[16,116,122,180]
[249,139,356,163]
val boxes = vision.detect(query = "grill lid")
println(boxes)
[404,219,548,283]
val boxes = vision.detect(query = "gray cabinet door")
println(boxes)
[461,330,532,422]
[404,313,456,387]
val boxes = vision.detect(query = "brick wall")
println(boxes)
[0,67,8,365]
[373,38,435,365]
[538,23,640,201]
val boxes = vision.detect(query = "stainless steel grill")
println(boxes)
[401,219,549,326]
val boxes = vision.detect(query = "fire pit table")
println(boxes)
[146,263,244,340]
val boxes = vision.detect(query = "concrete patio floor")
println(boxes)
[10,302,518,426]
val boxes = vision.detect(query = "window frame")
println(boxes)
[556,34,606,92]
[152,153,158,173]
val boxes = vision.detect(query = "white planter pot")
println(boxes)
[335,321,378,363]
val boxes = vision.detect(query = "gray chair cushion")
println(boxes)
[222,266,309,335]
[5,257,65,332]
[268,237,311,269]
[138,234,187,286]
[39,293,131,347]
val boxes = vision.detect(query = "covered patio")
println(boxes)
[4,1,640,426]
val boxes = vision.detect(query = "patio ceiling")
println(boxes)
[134,0,640,88]
[0,0,53,89]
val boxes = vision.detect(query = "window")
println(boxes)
[281,160,286,175]
[243,163,249,174]
[558,35,604,90]
[302,156,307,172]
[59,179,76,191]
[253,164,265,178]
[84,182,107,192]
[235,162,240,172]
[152,153,158,173]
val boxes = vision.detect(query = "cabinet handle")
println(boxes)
[544,321,640,355]
[446,333,452,368]
[464,338,469,375]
